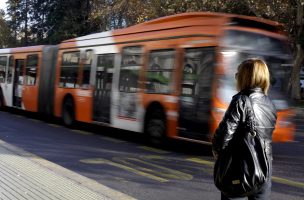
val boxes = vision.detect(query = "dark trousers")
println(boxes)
[221,180,272,200]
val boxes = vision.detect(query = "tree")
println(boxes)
[45,0,92,44]
[6,0,93,45]
[6,0,22,46]
[20,0,29,46]
[291,0,304,100]
[0,10,13,48]
[30,0,52,44]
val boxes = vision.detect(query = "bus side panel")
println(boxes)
[4,76,13,107]
[38,46,58,115]
[22,55,40,112]
[74,89,93,123]
[111,91,144,132]
[55,88,93,122]
[0,54,13,107]
[23,84,38,112]
[0,82,9,106]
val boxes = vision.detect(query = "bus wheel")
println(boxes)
[146,111,166,145]
[62,97,75,127]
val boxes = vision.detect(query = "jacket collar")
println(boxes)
[248,87,263,93]
[239,87,263,96]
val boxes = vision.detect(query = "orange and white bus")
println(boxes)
[0,12,294,144]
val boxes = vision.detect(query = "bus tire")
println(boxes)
[145,109,166,145]
[62,97,75,127]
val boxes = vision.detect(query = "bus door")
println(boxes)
[178,47,215,141]
[13,59,25,108]
[93,54,115,123]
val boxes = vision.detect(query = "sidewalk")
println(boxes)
[0,139,136,200]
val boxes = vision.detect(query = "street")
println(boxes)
[0,109,303,200]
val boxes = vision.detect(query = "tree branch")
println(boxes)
[245,0,263,18]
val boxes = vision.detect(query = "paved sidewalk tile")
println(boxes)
[0,140,136,200]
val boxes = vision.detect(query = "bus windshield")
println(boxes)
[219,30,292,110]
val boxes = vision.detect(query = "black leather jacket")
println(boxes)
[212,88,277,158]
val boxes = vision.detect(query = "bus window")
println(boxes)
[25,54,38,85]
[82,50,93,88]
[222,30,289,55]
[119,46,143,92]
[220,30,292,109]
[60,51,80,88]
[7,56,13,84]
[0,56,7,83]
[182,48,215,97]
[146,50,175,94]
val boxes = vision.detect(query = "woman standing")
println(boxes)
[212,58,277,200]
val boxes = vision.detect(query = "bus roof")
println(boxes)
[113,12,281,35]
[60,12,283,49]
[0,45,46,54]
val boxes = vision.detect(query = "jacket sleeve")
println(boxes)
[212,96,246,154]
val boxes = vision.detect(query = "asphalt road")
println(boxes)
[0,109,303,200]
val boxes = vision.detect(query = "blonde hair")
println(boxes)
[236,58,270,94]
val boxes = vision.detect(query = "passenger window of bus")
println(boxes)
[0,56,7,83]
[82,50,93,88]
[182,48,215,97]
[25,54,38,85]
[146,50,175,94]
[7,56,13,84]
[60,51,80,88]
[119,46,142,92]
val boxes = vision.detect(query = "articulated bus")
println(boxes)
[0,12,294,144]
